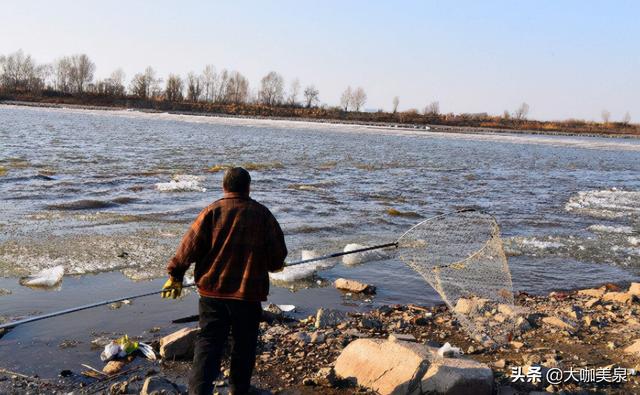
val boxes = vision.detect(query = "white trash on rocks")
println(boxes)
[100,341,125,362]
[437,342,463,358]
[20,265,64,288]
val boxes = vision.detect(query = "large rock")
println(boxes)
[102,360,125,375]
[624,339,640,355]
[160,327,199,360]
[629,283,640,296]
[315,308,347,328]
[421,357,493,395]
[453,297,489,315]
[541,316,575,331]
[577,287,605,298]
[334,339,431,394]
[334,278,376,294]
[602,292,635,304]
[334,339,492,395]
[140,376,180,395]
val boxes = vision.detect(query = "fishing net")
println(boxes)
[396,209,517,346]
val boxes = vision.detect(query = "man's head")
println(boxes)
[223,167,251,194]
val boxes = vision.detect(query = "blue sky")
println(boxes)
[1,0,638,121]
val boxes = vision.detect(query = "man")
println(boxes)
[162,167,287,395]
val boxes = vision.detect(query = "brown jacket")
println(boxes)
[167,192,287,301]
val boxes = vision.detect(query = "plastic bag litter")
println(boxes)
[100,335,155,361]
[20,265,64,288]
[138,342,156,361]
[100,341,124,362]
[437,342,463,358]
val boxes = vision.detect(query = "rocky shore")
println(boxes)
[2,280,640,394]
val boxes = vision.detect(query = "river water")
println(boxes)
[1,104,640,308]
[1,104,640,376]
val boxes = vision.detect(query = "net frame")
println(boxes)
[395,209,517,346]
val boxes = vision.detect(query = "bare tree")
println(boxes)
[224,71,249,103]
[53,57,73,93]
[258,71,284,105]
[0,50,41,92]
[68,54,95,93]
[351,87,367,111]
[514,102,529,121]
[186,72,202,101]
[287,78,301,106]
[340,86,352,111]
[601,109,611,124]
[129,67,161,99]
[108,69,126,95]
[392,96,399,113]
[165,74,184,102]
[622,111,631,126]
[94,69,126,95]
[303,85,319,108]
[424,101,440,116]
[201,65,217,102]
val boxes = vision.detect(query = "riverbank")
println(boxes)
[2,280,640,394]
[1,99,638,139]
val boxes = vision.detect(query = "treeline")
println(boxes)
[0,49,637,136]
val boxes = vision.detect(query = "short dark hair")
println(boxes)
[223,167,251,193]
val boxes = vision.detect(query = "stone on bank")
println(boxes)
[159,327,199,360]
[334,338,493,395]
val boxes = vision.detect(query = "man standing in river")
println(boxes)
[162,167,288,395]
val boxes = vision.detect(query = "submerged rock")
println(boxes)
[334,278,376,294]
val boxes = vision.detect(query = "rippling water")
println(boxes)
[1,105,640,305]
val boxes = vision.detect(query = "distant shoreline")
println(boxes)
[1,99,639,140]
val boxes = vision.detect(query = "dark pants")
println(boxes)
[189,297,262,395]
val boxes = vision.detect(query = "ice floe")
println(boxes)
[19,265,64,288]
[342,243,389,265]
[269,250,334,282]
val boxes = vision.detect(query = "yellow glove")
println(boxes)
[161,277,183,299]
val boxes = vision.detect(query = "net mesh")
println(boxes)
[397,209,517,346]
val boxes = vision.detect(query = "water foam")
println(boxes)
[155,175,206,193]
[566,189,640,219]
[588,224,635,234]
